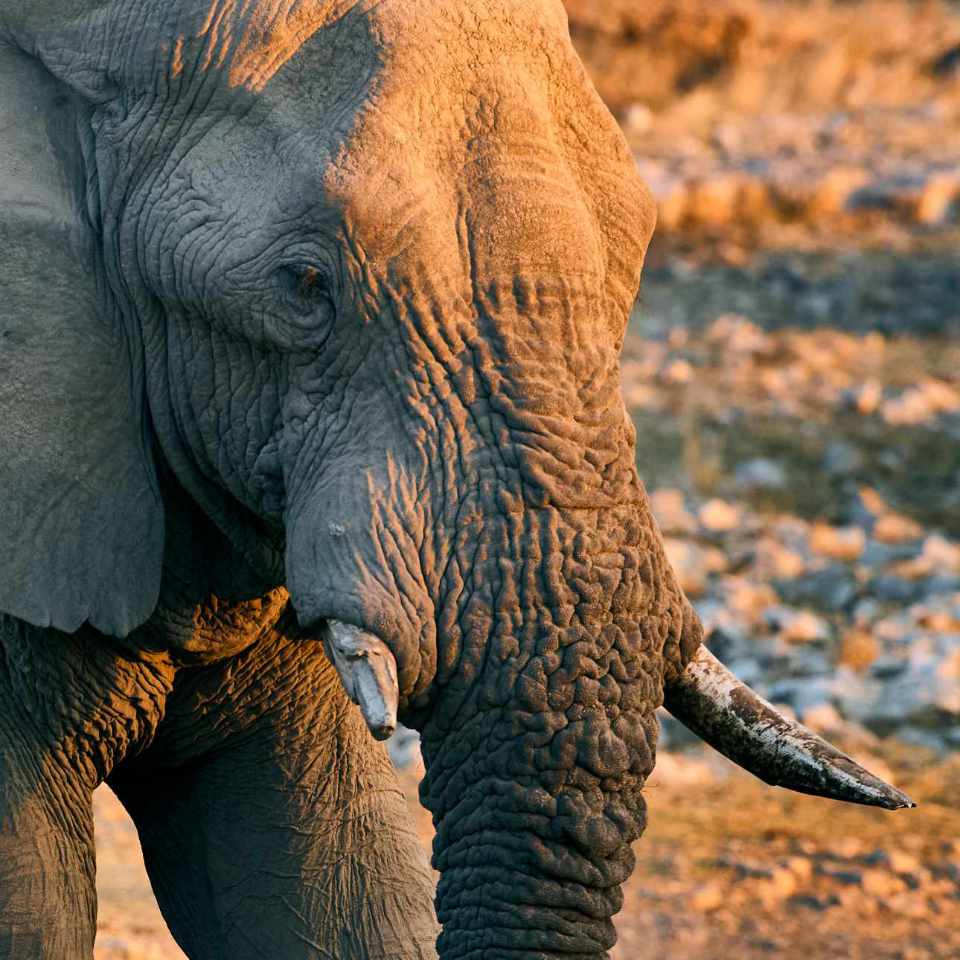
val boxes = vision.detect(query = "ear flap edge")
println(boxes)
[0,42,163,638]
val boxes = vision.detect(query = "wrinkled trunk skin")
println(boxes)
[285,263,700,957]
[415,502,692,959]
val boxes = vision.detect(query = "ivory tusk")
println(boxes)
[323,621,399,741]
[664,646,916,811]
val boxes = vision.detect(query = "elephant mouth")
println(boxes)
[318,617,914,810]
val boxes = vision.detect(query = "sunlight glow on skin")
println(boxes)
[164,0,384,92]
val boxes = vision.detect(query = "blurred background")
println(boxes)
[95,3,960,957]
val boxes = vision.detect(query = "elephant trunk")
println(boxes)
[409,499,671,960]
[419,703,655,960]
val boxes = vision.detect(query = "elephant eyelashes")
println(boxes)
[269,263,338,351]
[275,264,334,317]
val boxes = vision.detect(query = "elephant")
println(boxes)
[0,1,912,958]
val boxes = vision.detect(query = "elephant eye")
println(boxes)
[276,264,333,315]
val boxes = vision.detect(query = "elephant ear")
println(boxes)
[0,43,163,637]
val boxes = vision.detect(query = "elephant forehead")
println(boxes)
[317,45,607,283]
[136,0,569,94]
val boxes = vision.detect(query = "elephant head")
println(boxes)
[0,1,911,957]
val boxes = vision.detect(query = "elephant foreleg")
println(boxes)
[0,727,96,960]
[110,625,439,960]
[0,618,175,960]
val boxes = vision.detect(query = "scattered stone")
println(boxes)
[922,575,960,597]
[845,648,960,735]
[801,702,844,733]
[721,577,779,622]
[882,380,960,426]
[786,894,836,912]
[887,892,934,919]
[869,654,910,679]
[651,467,957,750]
[764,606,830,644]
[654,176,690,231]
[888,851,924,875]
[663,538,710,596]
[699,498,742,533]
[819,866,863,886]
[754,537,807,580]
[852,598,882,627]
[862,868,907,898]
[834,837,866,859]
[785,857,814,883]
[649,488,697,535]
[812,166,871,216]
[868,574,921,605]
[839,628,881,671]
[692,883,725,912]
[858,486,889,518]
[917,173,959,225]
[759,867,798,905]
[646,750,719,787]
[860,538,919,571]
[823,440,864,474]
[851,380,884,416]
[662,357,695,384]
[874,512,925,545]
[736,457,787,491]
[687,174,748,228]
[623,102,654,137]
[810,523,866,562]
[921,534,960,573]
[768,677,834,716]
[911,602,960,634]
[775,565,857,613]
[769,517,814,560]
[706,314,771,356]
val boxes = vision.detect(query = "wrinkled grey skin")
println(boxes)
[0,2,701,958]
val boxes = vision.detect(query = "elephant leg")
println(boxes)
[109,626,438,960]
[0,731,96,960]
[0,619,175,960]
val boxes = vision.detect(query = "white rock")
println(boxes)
[650,488,697,535]
[699,498,742,533]
[810,523,866,561]
[921,534,960,573]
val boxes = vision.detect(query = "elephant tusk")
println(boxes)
[323,621,399,742]
[663,646,916,811]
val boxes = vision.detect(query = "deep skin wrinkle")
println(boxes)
[0,2,702,958]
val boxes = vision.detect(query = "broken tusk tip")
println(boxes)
[369,723,396,742]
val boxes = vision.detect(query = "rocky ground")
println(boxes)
[566,0,960,244]
[624,308,960,754]
[92,2,960,957]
